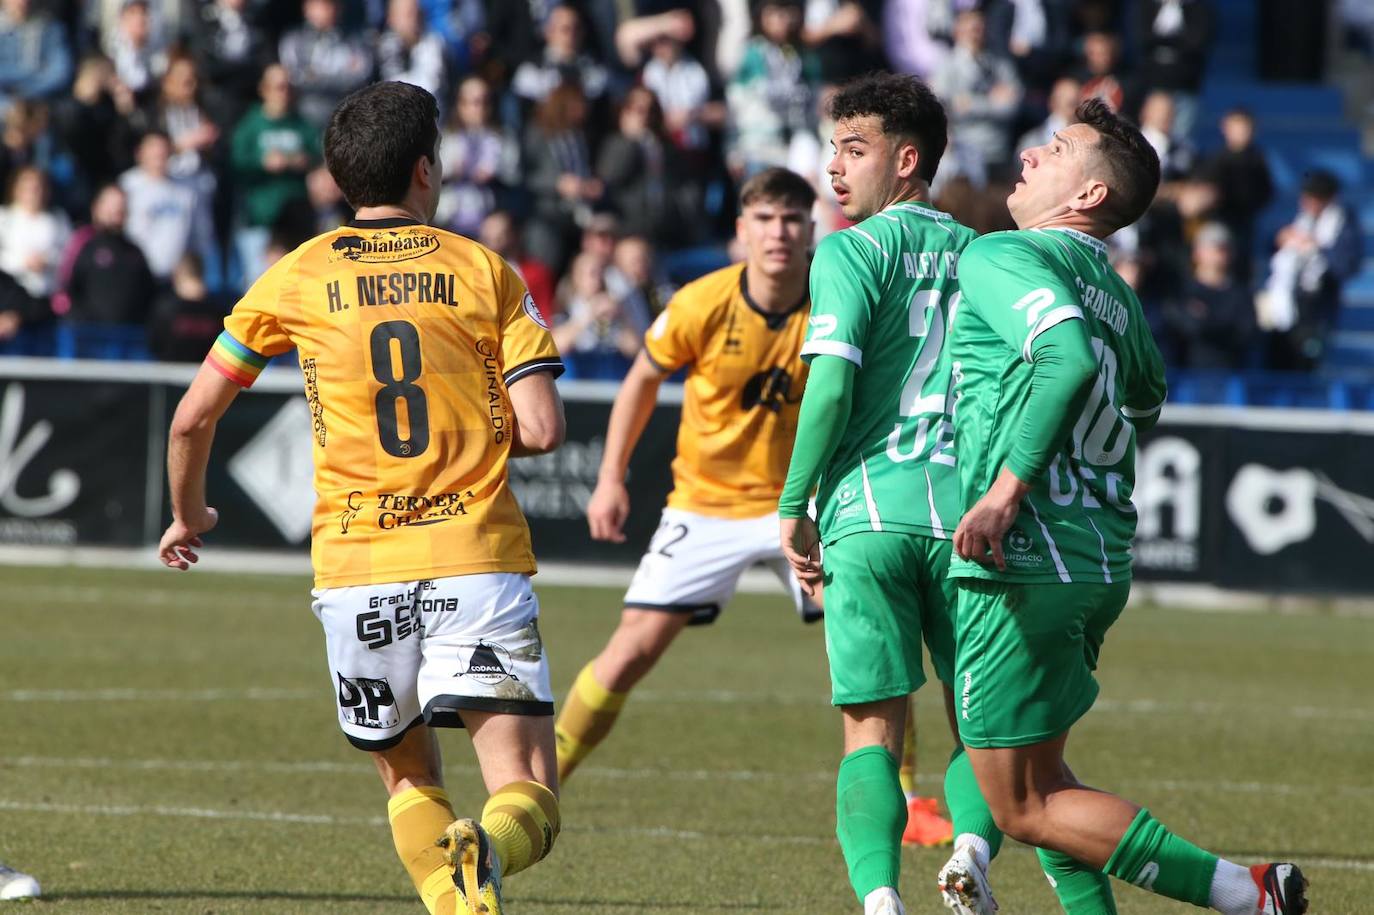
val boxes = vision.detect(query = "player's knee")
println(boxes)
[985,797,1045,846]
[599,614,678,689]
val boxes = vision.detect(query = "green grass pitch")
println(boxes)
[2,564,1371,913]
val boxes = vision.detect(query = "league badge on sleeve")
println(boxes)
[522,292,550,330]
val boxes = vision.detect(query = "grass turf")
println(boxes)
[1,564,1370,913]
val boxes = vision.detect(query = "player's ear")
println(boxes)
[1070,177,1110,213]
[896,141,921,181]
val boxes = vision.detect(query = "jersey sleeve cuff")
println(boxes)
[800,339,863,367]
[1122,399,1165,420]
[503,358,565,386]
[206,330,270,387]
[1022,306,1084,362]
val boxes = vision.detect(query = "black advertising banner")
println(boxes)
[509,396,681,563]
[1133,416,1374,593]
[0,376,150,546]
[3,360,1373,596]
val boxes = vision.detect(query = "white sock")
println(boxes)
[955,832,992,873]
[863,886,904,915]
[1208,858,1257,915]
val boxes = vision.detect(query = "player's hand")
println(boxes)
[953,470,1028,571]
[780,515,823,596]
[586,479,630,543]
[158,506,219,571]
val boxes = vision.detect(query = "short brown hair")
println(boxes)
[324,81,439,209]
[738,167,816,211]
[1075,97,1160,230]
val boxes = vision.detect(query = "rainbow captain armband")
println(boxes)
[207,331,270,387]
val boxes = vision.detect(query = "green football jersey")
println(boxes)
[802,201,978,544]
[948,227,1168,583]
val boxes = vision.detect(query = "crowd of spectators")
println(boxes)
[0,0,1366,377]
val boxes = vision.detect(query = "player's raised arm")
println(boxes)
[508,370,566,457]
[159,362,241,570]
[586,350,669,542]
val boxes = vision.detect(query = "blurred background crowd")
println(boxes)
[0,0,1371,403]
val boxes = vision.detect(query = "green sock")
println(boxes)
[1038,848,1118,914]
[1104,808,1217,906]
[836,745,905,902]
[944,746,1003,860]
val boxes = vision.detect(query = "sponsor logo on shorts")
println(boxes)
[357,581,460,649]
[961,670,972,721]
[336,673,399,729]
[459,641,518,685]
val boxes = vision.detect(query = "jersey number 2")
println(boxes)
[370,320,430,458]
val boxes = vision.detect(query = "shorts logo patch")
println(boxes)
[459,641,518,685]
[336,673,399,729]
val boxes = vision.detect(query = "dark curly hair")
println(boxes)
[325,81,440,210]
[828,72,947,183]
[1075,97,1160,230]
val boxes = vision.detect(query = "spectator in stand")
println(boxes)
[642,31,721,156]
[420,0,486,76]
[105,0,168,104]
[0,267,45,346]
[1259,170,1365,371]
[522,82,602,274]
[883,0,951,79]
[279,0,375,129]
[605,233,674,322]
[596,86,684,248]
[1163,222,1255,370]
[148,251,230,361]
[1197,107,1273,281]
[1133,0,1212,137]
[139,54,223,185]
[1016,75,1079,152]
[0,165,70,299]
[230,63,318,286]
[579,209,619,262]
[1137,89,1194,182]
[120,131,215,281]
[612,6,694,71]
[188,0,274,130]
[377,0,450,100]
[0,0,73,109]
[1077,29,1127,112]
[996,0,1076,92]
[51,54,138,214]
[53,183,154,325]
[931,8,1023,179]
[725,0,820,177]
[478,209,556,324]
[0,98,54,194]
[435,74,517,237]
[803,0,881,85]
[511,5,611,110]
[552,250,645,375]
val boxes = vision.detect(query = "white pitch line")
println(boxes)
[5,754,1373,800]
[4,686,1371,724]
[0,797,1369,871]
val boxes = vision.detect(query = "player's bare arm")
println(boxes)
[508,369,566,457]
[158,363,241,570]
[586,350,668,543]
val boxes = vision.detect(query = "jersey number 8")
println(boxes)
[370,320,430,458]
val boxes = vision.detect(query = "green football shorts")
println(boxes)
[822,531,956,706]
[953,577,1131,748]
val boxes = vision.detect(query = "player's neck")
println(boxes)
[878,180,930,213]
[353,202,429,224]
[744,261,808,314]
[1021,211,1107,239]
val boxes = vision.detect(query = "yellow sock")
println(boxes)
[898,698,918,801]
[481,780,561,877]
[554,661,628,782]
[387,786,458,915]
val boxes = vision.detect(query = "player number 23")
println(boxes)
[369,320,431,459]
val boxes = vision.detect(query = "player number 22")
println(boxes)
[370,320,430,458]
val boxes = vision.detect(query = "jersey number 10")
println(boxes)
[370,320,430,458]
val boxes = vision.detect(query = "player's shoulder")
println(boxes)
[666,261,744,317]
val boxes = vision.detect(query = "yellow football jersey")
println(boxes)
[643,262,810,518]
[207,217,563,588]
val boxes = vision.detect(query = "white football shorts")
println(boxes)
[622,507,822,625]
[311,572,553,750]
